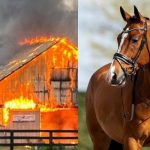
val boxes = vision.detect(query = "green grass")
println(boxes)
[78,92,92,150]
[0,146,78,150]
[143,148,150,150]
[0,147,32,150]
[78,92,150,150]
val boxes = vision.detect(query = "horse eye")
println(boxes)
[132,37,138,43]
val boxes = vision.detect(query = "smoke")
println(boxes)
[0,0,77,65]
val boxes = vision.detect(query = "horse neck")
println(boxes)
[135,63,150,101]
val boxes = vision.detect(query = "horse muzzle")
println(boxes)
[108,62,126,86]
[110,73,126,86]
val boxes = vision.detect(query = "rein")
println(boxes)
[113,20,150,121]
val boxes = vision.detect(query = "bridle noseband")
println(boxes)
[113,21,148,77]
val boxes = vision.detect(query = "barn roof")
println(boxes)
[0,40,59,81]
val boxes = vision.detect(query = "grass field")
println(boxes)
[78,92,92,150]
[0,146,77,150]
[0,147,32,150]
[78,92,150,150]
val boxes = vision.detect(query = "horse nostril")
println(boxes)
[112,72,117,80]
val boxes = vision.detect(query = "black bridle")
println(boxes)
[113,20,150,121]
[113,20,149,77]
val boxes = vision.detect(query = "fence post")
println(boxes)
[10,131,14,150]
[49,131,53,150]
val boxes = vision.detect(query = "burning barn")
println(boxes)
[0,37,78,131]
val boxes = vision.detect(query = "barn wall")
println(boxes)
[0,42,78,106]
[0,110,40,144]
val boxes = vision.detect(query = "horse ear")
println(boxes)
[120,6,131,22]
[134,5,142,21]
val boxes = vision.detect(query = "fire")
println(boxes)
[1,36,78,136]
[3,97,36,126]
[48,37,78,68]
[4,96,36,110]
[18,36,60,46]
[18,36,78,68]
[3,108,9,126]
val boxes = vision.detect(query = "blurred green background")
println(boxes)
[78,92,92,150]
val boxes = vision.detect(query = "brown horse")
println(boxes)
[86,6,150,150]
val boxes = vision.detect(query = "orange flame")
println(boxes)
[1,36,78,130]
[3,97,36,126]
[18,36,60,46]
[3,108,9,126]
[4,96,36,110]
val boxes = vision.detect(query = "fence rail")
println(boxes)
[0,129,78,150]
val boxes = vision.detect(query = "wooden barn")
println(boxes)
[0,37,78,127]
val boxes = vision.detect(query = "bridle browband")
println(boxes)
[113,20,149,77]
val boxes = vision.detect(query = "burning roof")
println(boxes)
[0,37,78,127]
[0,37,77,81]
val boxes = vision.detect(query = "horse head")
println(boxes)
[108,6,150,86]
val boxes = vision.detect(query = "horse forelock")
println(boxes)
[129,16,139,23]
[128,15,150,24]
